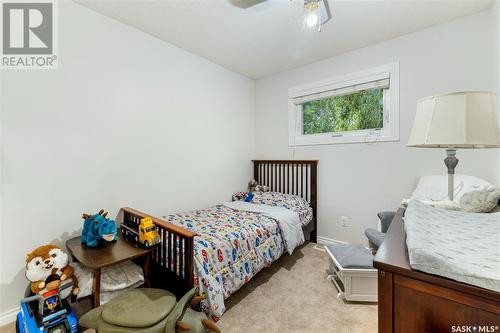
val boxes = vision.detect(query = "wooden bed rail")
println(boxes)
[118,207,196,289]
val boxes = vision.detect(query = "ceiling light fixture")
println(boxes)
[304,0,331,32]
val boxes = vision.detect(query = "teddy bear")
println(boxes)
[248,179,258,192]
[25,244,79,296]
[247,179,270,193]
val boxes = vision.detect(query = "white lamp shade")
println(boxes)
[408,91,500,148]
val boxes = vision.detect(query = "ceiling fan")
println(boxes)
[230,0,332,31]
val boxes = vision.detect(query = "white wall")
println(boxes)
[495,0,500,186]
[254,9,499,245]
[0,1,254,315]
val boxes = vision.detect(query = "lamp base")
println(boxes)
[444,149,459,201]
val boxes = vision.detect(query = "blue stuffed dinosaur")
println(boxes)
[81,210,117,248]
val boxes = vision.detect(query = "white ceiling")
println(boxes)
[76,0,493,79]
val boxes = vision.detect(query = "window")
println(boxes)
[288,63,399,146]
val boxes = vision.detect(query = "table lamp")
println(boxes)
[407,91,500,201]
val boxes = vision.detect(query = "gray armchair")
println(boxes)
[364,211,396,251]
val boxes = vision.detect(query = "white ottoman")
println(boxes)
[325,244,378,302]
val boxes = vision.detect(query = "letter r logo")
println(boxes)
[2,3,53,54]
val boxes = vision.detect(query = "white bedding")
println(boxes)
[222,201,304,254]
[73,261,144,304]
[405,200,500,292]
[402,175,500,213]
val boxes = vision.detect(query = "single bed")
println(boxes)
[117,160,318,320]
[374,208,500,333]
[404,200,500,292]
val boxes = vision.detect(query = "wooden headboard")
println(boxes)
[252,160,318,242]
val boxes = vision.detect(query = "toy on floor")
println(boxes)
[81,209,117,247]
[79,287,221,333]
[16,277,78,333]
[25,244,79,296]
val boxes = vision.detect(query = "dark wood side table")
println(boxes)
[66,235,152,308]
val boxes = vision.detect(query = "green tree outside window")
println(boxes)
[302,88,384,135]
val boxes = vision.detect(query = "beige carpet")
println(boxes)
[1,243,377,333]
[218,243,377,333]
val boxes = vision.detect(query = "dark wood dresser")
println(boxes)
[374,208,500,333]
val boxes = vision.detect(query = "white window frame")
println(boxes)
[288,62,399,146]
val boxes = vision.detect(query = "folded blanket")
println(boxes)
[74,261,144,302]
[401,199,460,210]
[405,200,500,292]
[222,201,304,254]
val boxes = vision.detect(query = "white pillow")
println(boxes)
[459,186,500,213]
[490,205,500,213]
[407,175,494,202]
[402,175,497,211]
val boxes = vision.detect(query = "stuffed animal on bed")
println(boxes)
[232,192,248,201]
[247,179,270,194]
[81,210,117,248]
[248,179,258,192]
[25,244,79,296]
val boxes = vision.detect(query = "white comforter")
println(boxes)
[222,201,304,254]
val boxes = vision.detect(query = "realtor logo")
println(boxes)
[1,0,58,69]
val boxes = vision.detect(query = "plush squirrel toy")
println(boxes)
[25,244,79,296]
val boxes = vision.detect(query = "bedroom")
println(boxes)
[0,0,499,332]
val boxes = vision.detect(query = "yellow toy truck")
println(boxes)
[121,217,160,248]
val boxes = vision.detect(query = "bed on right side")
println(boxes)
[374,204,500,333]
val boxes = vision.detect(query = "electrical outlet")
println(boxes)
[341,216,349,227]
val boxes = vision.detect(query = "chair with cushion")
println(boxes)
[364,211,396,251]
[325,243,378,302]
[79,287,220,333]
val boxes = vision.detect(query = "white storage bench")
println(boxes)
[325,244,378,302]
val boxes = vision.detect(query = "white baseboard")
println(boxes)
[316,236,347,246]
[317,236,373,253]
[0,307,18,327]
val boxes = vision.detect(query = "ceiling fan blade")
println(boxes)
[229,0,267,9]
